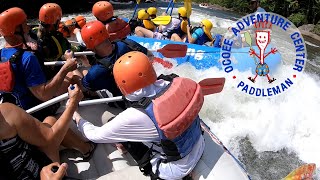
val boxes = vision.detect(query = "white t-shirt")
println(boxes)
[77,79,205,179]
[161,17,181,33]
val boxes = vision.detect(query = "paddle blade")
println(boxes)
[157,44,187,58]
[152,57,173,69]
[199,78,225,95]
[184,0,192,18]
[244,31,252,46]
[151,16,172,25]
[283,163,316,180]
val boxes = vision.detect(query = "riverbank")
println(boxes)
[196,1,320,45]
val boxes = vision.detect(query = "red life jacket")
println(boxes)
[105,17,131,42]
[0,49,24,92]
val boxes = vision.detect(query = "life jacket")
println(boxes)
[128,19,142,32]
[189,27,211,45]
[96,38,148,70]
[105,17,131,42]
[142,20,157,31]
[0,49,24,106]
[58,21,74,38]
[37,31,71,62]
[189,27,222,47]
[125,74,203,164]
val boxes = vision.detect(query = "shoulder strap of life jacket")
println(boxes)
[0,48,25,63]
[120,38,144,52]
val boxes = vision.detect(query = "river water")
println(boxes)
[1,1,320,179]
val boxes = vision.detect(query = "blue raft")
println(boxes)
[127,36,282,73]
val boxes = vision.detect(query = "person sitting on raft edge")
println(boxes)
[0,7,77,119]
[73,51,205,180]
[79,20,153,109]
[171,19,223,47]
[31,3,85,90]
[135,7,188,41]
[0,84,96,180]
[134,9,158,32]
[92,1,131,42]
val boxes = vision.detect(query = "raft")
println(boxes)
[60,104,251,180]
[127,35,282,73]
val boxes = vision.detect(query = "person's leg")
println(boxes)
[41,116,92,162]
[170,33,184,42]
[135,26,154,38]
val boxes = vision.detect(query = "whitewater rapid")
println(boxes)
[1,5,319,179]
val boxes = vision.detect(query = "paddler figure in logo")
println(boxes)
[248,20,278,83]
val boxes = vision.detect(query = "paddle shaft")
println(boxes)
[131,0,140,19]
[165,0,173,13]
[169,0,175,16]
[26,93,69,114]
[26,77,225,113]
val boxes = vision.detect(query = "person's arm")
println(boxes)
[8,84,83,148]
[187,27,201,44]
[29,51,78,101]
[40,162,67,180]
[74,108,159,143]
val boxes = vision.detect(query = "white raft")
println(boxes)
[60,104,251,180]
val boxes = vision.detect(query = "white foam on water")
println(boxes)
[156,61,320,170]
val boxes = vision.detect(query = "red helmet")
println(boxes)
[0,7,27,36]
[81,20,110,49]
[92,1,114,22]
[39,3,62,24]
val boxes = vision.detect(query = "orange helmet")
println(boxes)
[92,1,114,22]
[0,7,27,36]
[81,20,110,50]
[58,19,76,38]
[64,19,76,27]
[75,15,86,28]
[113,51,157,96]
[39,3,62,24]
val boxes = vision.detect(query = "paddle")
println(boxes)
[151,16,172,25]
[244,31,258,64]
[184,0,192,26]
[44,44,187,66]
[131,0,141,20]
[199,78,225,95]
[170,0,176,16]
[165,0,173,13]
[282,163,316,180]
[153,57,173,68]
[26,77,225,113]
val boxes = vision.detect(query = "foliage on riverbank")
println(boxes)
[192,0,320,28]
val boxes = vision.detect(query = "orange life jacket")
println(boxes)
[105,17,131,42]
